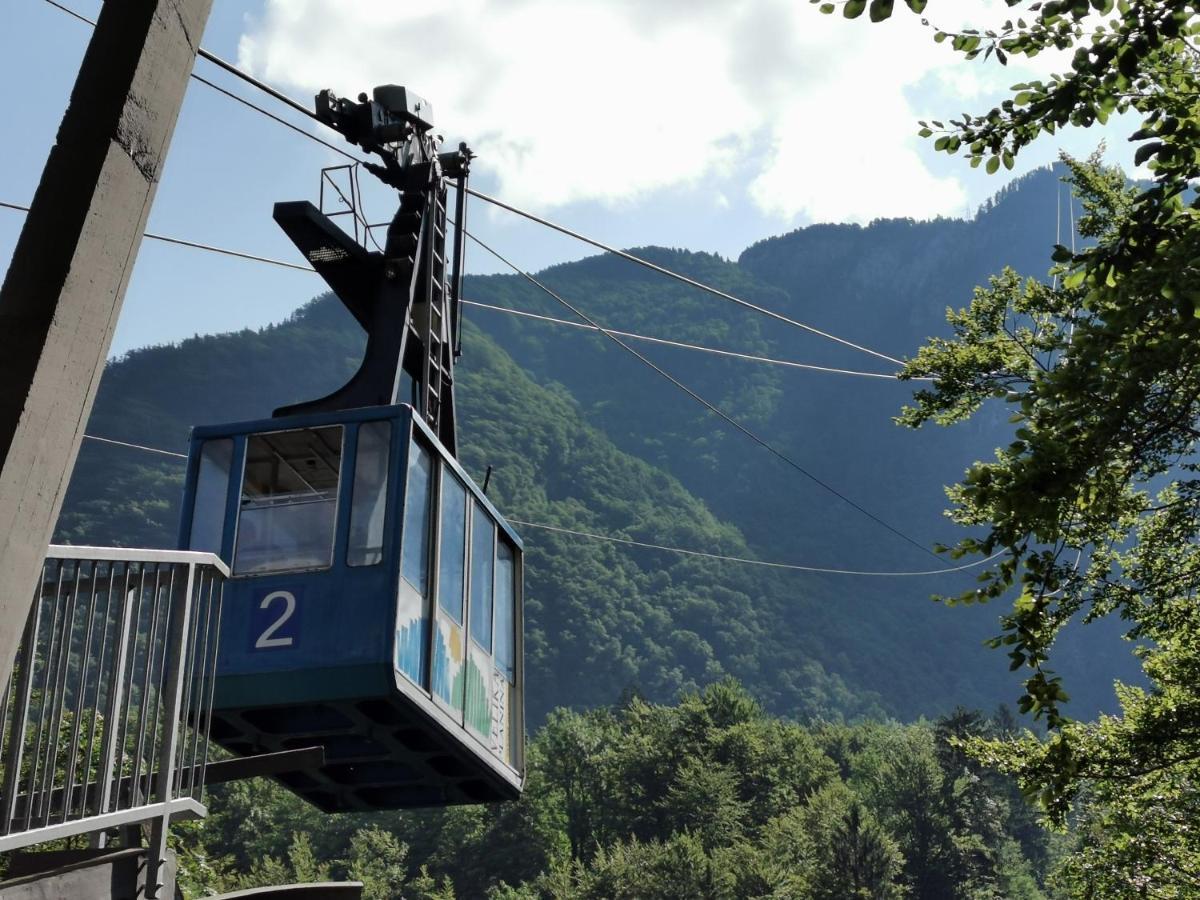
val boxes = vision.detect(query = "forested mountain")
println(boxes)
[63,301,872,723]
[454,164,1139,719]
[59,163,1137,726]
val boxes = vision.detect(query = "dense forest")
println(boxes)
[175,682,1062,898]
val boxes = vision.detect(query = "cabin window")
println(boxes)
[494,540,516,682]
[400,442,433,592]
[347,421,391,567]
[234,427,342,575]
[189,439,233,554]
[397,441,433,686]
[437,472,467,622]
[469,506,495,652]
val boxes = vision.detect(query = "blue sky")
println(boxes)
[1,0,1138,358]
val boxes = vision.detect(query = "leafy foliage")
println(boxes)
[820,0,1200,890]
[177,683,1053,899]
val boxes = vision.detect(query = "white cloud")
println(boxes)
[236,0,1080,225]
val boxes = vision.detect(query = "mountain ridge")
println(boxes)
[58,163,1138,725]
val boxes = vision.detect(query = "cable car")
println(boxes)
[177,86,524,811]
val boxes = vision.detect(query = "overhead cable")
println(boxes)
[11,174,932,554]
[81,432,993,578]
[35,0,981,578]
[0,200,314,272]
[463,299,931,381]
[41,0,912,373]
[188,73,360,163]
[464,187,906,366]
[194,47,319,126]
[84,434,188,459]
[139,231,315,272]
[463,228,945,564]
[38,0,365,164]
[511,520,1000,577]
[40,0,89,25]
[2,202,926,381]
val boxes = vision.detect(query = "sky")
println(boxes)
[0,0,1140,358]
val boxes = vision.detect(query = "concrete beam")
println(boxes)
[0,0,213,689]
[0,848,176,900]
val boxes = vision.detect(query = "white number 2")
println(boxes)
[255,590,296,649]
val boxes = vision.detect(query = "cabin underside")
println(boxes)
[209,670,520,812]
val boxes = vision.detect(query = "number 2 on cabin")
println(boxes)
[252,587,301,650]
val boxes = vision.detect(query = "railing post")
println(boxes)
[0,591,42,835]
[91,575,136,845]
[60,561,103,823]
[145,562,195,898]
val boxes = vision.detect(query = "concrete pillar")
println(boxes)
[0,0,213,689]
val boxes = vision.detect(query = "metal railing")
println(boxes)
[0,546,227,867]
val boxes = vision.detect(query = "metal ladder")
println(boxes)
[420,186,453,444]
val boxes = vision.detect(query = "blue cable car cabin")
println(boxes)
[178,404,524,811]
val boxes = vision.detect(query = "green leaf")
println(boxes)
[1117,45,1137,78]
[1133,141,1163,167]
[869,0,894,21]
[818,2,835,12]
[986,155,1001,174]
[843,0,867,18]
[905,0,928,11]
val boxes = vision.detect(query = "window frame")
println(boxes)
[188,437,234,555]
[346,420,393,568]
[231,425,345,577]
[399,435,436,595]
[494,538,517,683]
[468,502,496,653]
[436,467,469,624]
